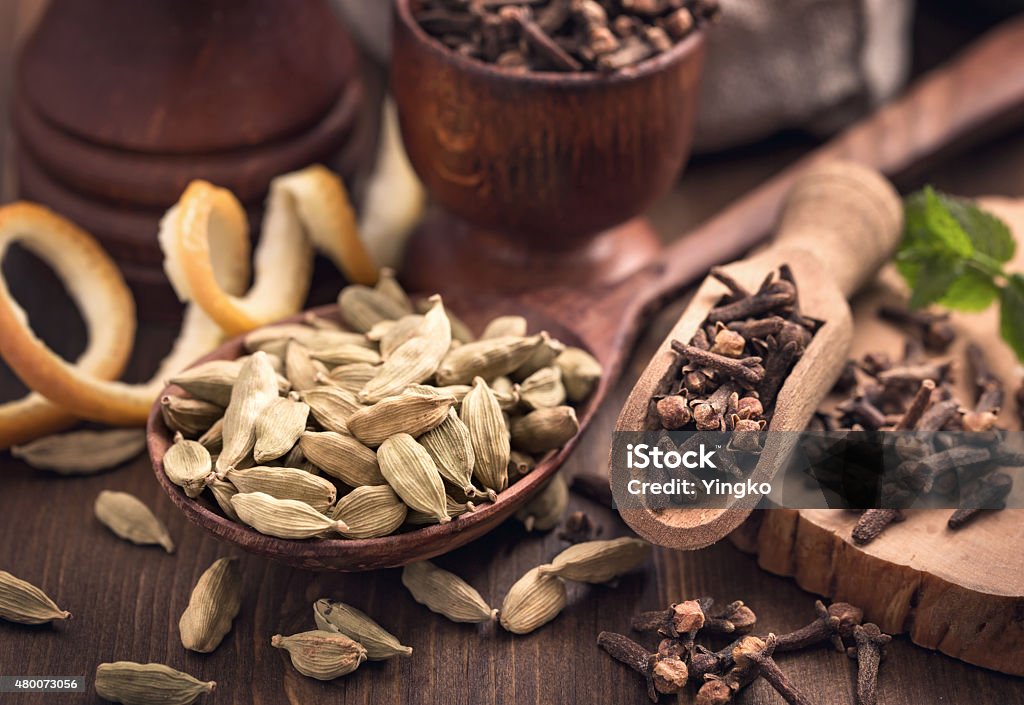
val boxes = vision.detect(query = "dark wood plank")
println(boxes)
[1,4,1024,705]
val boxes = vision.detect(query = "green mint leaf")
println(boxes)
[943,194,1015,263]
[939,267,1000,311]
[921,186,974,258]
[906,253,960,309]
[999,274,1024,360]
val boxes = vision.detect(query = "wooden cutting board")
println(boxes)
[732,196,1024,676]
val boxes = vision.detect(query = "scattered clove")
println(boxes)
[731,635,815,705]
[847,623,891,705]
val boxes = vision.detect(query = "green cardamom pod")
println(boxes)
[516,472,568,532]
[338,284,409,332]
[12,428,147,476]
[271,630,367,680]
[0,570,70,624]
[95,490,175,553]
[299,431,385,487]
[217,352,281,473]
[253,394,310,463]
[509,406,579,454]
[299,387,361,434]
[499,567,567,635]
[418,408,479,497]
[556,346,602,402]
[179,558,242,653]
[460,377,509,493]
[314,599,412,660]
[163,432,212,498]
[401,561,495,624]
[230,492,346,539]
[160,396,223,438]
[222,466,337,513]
[331,485,407,538]
[518,366,567,410]
[435,333,548,386]
[347,389,455,447]
[538,537,651,583]
[378,434,449,524]
[95,662,215,705]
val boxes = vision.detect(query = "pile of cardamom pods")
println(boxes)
[159,272,603,540]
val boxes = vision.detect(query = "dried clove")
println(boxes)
[731,635,815,705]
[597,631,688,702]
[878,305,955,352]
[632,598,755,638]
[774,600,863,652]
[947,472,1013,529]
[851,509,904,545]
[557,510,602,543]
[847,623,891,705]
[669,343,765,388]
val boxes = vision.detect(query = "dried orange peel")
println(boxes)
[0,203,233,433]
[161,164,378,336]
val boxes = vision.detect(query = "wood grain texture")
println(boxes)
[2,5,1024,704]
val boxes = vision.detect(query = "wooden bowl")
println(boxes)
[147,300,598,572]
[390,0,705,293]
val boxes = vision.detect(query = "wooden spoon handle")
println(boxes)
[651,17,1024,303]
[758,161,902,298]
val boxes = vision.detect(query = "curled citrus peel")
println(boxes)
[0,164,382,446]
[0,203,135,446]
[161,164,378,336]
[0,204,235,432]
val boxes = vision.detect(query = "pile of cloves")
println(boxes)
[645,266,819,502]
[598,597,890,705]
[413,0,720,73]
[810,304,1020,545]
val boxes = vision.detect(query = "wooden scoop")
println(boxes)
[615,161,903,550]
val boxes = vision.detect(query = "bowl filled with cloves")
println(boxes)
[391,0,716,294]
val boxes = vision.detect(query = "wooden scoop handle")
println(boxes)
[760,161,903,298]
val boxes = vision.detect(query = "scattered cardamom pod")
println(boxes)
[0,570,70,624]
[230,492,346,539]
[418,408,480,497]
[516,472,568,532]
[271,630,367,680]
[314,598,412,660]
[253,394,310,463]
[170,356,289,407]
[222,466,337,513]
[179,558,242,653]
[299,431,385,487]
[246,325,370,358]
[160,396,223,438]
[331,485,408,538]
[401,561,496,623]
[206,478,239,521]
[95,662,215,705]
[347,388,455,446]
[519,366,567,409]
[482,315,528,339]
[360,295,451,402]
[95,490,175,553]
[284,340,323,391]
[162,432,213,498]
[299,386,361,434]
[216,352,281,473]
[460,377,510,493]
[11,428,147,475]
[538,537,651,583]
[499,567,567,635]
[338,284,409,332]
[374,267,414,313]
[510,406,579,453]
[435,333,548,385]
[324,362,378,394]
[378,434,450,524]
[556,346,602,402]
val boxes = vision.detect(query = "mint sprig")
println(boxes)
[896,186,1024,359]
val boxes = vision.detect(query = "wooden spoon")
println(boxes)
[149,19,1024,570]
[614,161,902,550]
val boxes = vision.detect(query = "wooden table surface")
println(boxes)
[1,2,1023,704]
